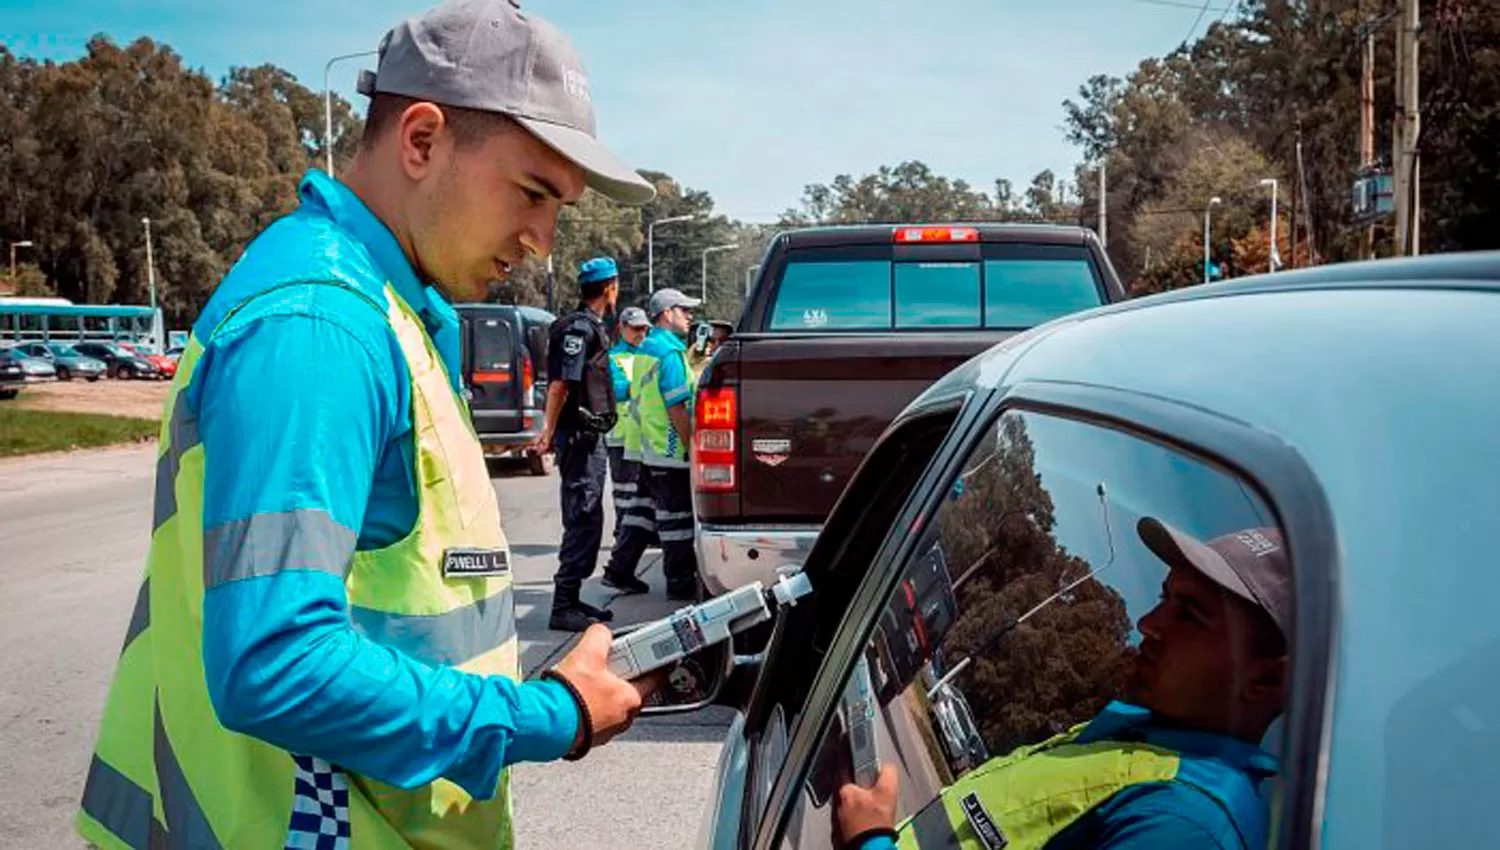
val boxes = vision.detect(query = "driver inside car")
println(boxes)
[835,520,1291,850]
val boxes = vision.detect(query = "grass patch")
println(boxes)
[0,406,158,457]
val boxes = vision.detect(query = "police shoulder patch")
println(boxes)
[562,334,585,356]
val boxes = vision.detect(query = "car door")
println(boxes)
[742,382,1336,850]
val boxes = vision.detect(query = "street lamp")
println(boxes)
[142,218,160,349]
[648,215,695,293]
[701,244,738,302]
[9,240,33,279]
[1259,178,1280,273]
[323,50,379,178]
[1203,196,1222,285]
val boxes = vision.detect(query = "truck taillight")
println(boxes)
[521,357,536,407]
[894,226,978,243]
[694,385,737,493]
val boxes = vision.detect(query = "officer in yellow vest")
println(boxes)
[600,306,657,594]
[76,3,660,848]
[835,521,1290,850]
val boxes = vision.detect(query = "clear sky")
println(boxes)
[2,0,1232,221]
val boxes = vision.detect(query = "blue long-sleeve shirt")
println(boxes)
[192,171,578,800]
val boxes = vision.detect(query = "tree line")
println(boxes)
[4,2,1497,326]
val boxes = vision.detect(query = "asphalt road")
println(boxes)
[0,444,729,849]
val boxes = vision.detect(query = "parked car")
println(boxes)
[72,342,162,380]
[623,253,1500,850]
[454,303,554,476]
[0,346,56,399]
[692,223,1126,596]
[15,341,106,381]
[116,342,178,379]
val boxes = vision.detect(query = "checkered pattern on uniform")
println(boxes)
[285,755,351,850]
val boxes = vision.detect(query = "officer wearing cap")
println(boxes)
[537,256,625,631]
[627,288,705,600]
[836,520,1290,850]
[600,305,657,595]
[77,3,659,848]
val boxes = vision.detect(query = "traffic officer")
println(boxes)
[75,3,659,848]
[629,288,704,600]
[600,305,656,594]
[834,521,1290,850]
[537,256,625,631]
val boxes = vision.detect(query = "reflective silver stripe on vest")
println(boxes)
[656,510,693,521]
[154,704,223,849]
[349,585,516,668]
[907,796,963,848]
[80,756,153,849]
[121,578,150,652]
[203,509,356,589]
[152,400,200,531]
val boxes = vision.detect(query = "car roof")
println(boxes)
[778,222,1097,249]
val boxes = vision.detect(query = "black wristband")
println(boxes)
[541,669,593,761]
[841,827,898,850]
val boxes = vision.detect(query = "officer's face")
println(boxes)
[1127,567,1285,736]
[402,105,586,302]
[665,305,693,335]
[622,325,648,346]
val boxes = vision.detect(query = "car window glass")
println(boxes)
[471,318,514,374]
[984,259,1102,328]
[769,260,892,331]
[779,409,1290,850]
[894,263,981,329]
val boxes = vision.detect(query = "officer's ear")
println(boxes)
[397,102,447,181]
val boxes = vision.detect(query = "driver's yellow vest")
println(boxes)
[76,284,519,849]
[896,723,1244,850]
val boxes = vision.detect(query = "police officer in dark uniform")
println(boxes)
[537,257,621,631]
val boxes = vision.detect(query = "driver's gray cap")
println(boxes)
[357,0,655,206]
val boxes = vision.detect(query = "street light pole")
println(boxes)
[142,218,160,349]
[324,50,379,178]
[647,215,694,294]
[1203,196,1222,285]
[1259,179,1279,272]
[9,240,33,279]
[701,244,738,302]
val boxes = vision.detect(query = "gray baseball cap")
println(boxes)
[647,288,702,318]
[619,306,650,328]
[1138,518,1291,638]
[357,0,655,206]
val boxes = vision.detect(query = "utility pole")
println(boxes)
[1393,0,1421,256]
[1097,161,1107,247]
[1360,1,1376,260]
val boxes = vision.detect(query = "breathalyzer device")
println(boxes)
[607,571,814,680]
[841,654,881,786]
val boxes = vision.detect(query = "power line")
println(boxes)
[1129,0,1233,11]
[1181,0,1216,44]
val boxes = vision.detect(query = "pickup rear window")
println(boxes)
[767,246,1102,331]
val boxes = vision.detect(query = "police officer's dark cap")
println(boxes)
[1138,518,1291,639]
[357,0,655,206]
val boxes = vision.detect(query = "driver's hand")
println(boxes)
[834,763,900,846]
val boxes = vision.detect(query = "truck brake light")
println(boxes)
[894,226,978,243]
[694,385,737,494]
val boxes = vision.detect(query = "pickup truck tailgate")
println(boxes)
[731,332,1014,522]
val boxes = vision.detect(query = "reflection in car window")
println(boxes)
[782,410,1291,850]
[895,263,981,329]
[983,258,1102,328]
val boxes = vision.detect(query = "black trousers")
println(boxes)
[642,464,698,596]
[552,428,606,608]
[605,445,657,577]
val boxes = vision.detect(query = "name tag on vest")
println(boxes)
[442,547,510,579]
[961,791,1008,849]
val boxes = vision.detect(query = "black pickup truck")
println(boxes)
[690,224,1125,593]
